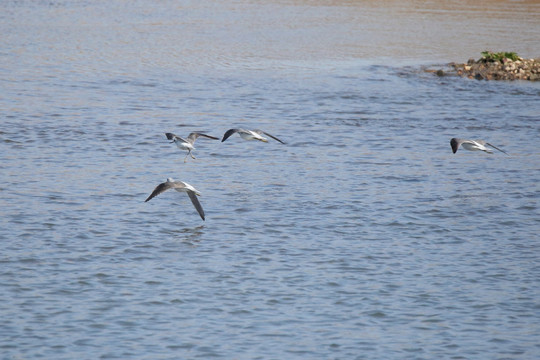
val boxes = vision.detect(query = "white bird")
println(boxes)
[450,138,508,155]
[145,178,205,221]
[221,128,285,144]
[166,132,219,162]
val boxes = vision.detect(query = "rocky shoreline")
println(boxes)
[428,53,540,81]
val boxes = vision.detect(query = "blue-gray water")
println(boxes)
[1,1,539,359]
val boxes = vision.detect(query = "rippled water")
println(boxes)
[1,1,539,359]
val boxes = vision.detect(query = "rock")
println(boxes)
[433,53,540,81]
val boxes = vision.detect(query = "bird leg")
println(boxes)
[183,153,189,163]
[190,151,196,159]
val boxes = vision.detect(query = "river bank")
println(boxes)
[428,52,540,81]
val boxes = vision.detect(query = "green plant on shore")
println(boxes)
[481,51,520,63]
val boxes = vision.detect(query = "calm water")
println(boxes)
[1,1,539,359]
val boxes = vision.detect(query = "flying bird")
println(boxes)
[221,128,285,144]
[450,138,508,155]
[145,178,205,221]
[166,132,219,162]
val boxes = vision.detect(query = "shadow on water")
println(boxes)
[160,225,206,245]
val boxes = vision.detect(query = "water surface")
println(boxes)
[1,1,539,359]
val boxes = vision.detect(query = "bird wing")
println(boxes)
[256,130,285,144]
[145,181,174,202]
[187,191,205,221]
[222,129,240,142]
[188,132,219,143]
[166,133,189,143]
[485,142,508,155]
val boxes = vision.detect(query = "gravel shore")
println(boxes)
[428,54,540,81]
